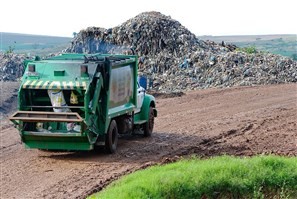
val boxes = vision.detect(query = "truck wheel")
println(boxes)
[143,107,154,137]
[105,120,118,154]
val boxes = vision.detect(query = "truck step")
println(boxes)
[134,120,147,125]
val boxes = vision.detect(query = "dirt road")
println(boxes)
[1,84,296,199]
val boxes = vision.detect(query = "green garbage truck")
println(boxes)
[9,53,157,153]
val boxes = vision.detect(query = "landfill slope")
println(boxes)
[1,84,296,199]
[67,11,297,92]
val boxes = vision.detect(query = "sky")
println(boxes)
[0,0,296,37]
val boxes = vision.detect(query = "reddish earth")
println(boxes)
[1,83,296,198]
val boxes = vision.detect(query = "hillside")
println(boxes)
[198,34,297,59]
[0,32,71,56]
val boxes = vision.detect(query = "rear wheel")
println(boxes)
[105,120,118,153]
[143,107,154,137]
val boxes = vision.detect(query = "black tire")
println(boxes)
[143,107,154,137]
[105,120,118,154]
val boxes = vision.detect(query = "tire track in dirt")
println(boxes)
[1,84,296,198]
[166,105,297,157]
[38,163,137,199]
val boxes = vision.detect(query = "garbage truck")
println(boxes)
[9,53,157,153]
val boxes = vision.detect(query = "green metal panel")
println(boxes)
[24,141,92,151]
[22,132,92,150]
[103,55,138,133]
[138,94,156,121]
[108,104,135,118]
[21,61,95,90]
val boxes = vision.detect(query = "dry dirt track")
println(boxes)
[1,84,297,199]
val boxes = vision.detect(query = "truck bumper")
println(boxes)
[22,131,93,150]
[10,111,93,151]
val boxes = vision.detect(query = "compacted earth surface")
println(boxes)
[1,83,296,199]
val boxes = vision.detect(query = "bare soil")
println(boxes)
[1,83,296,199]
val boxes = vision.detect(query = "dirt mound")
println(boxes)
[66,11,297,92]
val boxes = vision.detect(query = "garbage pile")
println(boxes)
[155,52,297,91]
[0,53,27,81]
[66,11,296,92]
[66,11,233,65]
[1,11,296,91]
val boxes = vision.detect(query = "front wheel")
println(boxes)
[105,120,118,154]
[143,107,154,137]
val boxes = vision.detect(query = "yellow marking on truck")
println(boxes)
[82,82,87,89]
[62,81,67,89]
[23,80,31,88]
[68,81,74,89]
[30,80,38,88]
[48,81,61,89]
[36,81,44,88]
[76,81,80,88]
[42,81,50,89]
[55,81,61,89]
[48,81,55,89]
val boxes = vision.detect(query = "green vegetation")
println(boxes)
[5,45,15,54]
[236,37,296,59]
[0,32,71,56]
[89,156,297,199]
[237,46,258,54]
[291,53,297,61]
[198,34,297,59]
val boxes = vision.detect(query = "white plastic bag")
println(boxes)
[47,90,70,112]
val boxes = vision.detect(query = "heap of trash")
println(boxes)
[1,11,296,93]
[66,11,296,92]
[0,53,27,81]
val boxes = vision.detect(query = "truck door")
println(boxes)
[135,82,145,113]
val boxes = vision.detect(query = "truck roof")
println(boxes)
[47,53,137,66]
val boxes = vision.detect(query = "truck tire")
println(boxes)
[143,107,154,137]
[105,120,118,154]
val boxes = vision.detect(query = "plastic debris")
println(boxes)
[65,11,296,92]
[47,90,71,112]
[1,11,296,93]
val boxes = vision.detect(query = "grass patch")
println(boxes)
[237,46,258,54]
[198,34,297,59]
[89,155,297,199]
